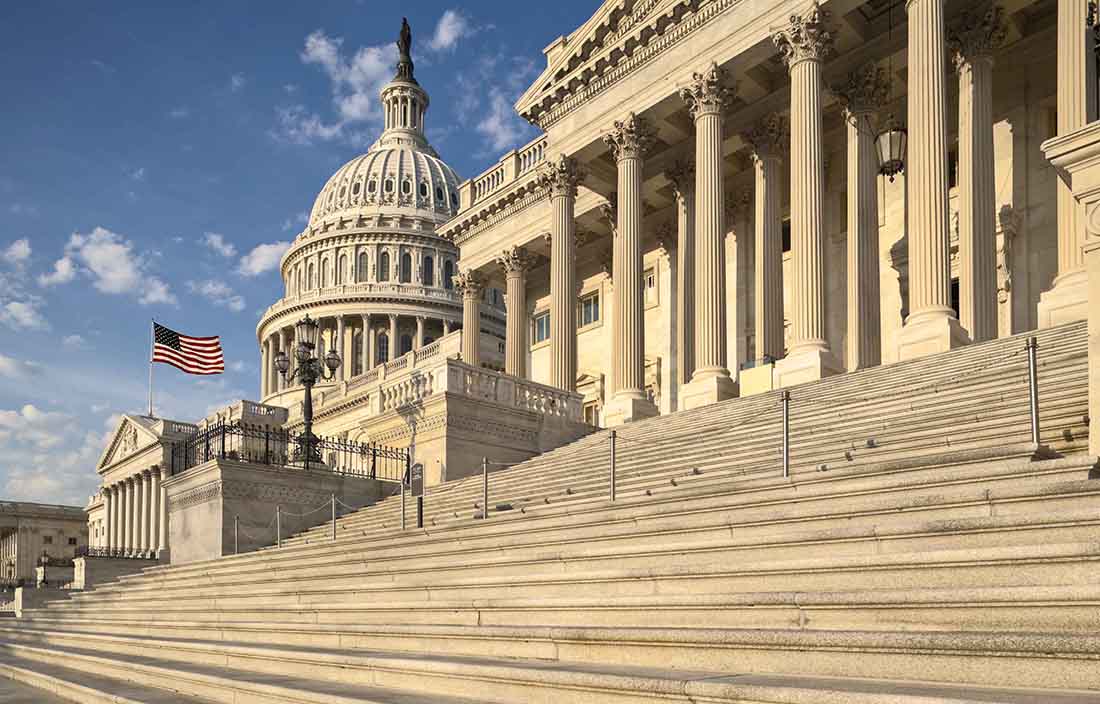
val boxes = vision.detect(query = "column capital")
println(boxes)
[678,62,734,119]
[666,160,695,200]
[602,112,655,162]
[949,4,1007,68]
[540,155,582,198]
[741,113,789,160]
[388,312,398,322]
[773,0,834,67]
[498,246,534,276]
[453,269,485,297]
[834,62,891,117]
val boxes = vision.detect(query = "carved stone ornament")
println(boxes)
[678,62,734,119]
[949,4,1007,68]
[741,112,789,158]
[600,194,618,236]
[666,160,695,200]
[603,112,656,161]
[452,269,485,295]
[498,246,533,275]
[116,423,139,459]
[773,1,834,67]
[834,62,891,117]
[540,155,582,199]
[996,204,1021,302]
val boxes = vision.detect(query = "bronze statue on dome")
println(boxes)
[395,18,415,80]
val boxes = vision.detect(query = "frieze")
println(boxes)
[168,481,222,513]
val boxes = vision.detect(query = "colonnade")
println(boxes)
[101,467,167,557]
[261,313,457,397]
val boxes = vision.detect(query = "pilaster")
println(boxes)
[668,161,695,393]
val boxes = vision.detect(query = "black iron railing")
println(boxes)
[168,420,409,483]
[36,555,74,568]
[74,546,157,560]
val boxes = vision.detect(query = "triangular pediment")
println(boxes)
[96,415,162,470]
[516,0,681,123]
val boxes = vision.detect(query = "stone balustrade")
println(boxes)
[460,134,548,209]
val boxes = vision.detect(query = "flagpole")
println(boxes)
[148,319,155,417]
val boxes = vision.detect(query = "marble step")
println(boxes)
[0,653,209,704]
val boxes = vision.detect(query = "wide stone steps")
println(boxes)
[0,653,208,704]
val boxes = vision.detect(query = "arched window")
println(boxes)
[357,252,368,282]
[443,260,454,290]
[295,266,302,295]
[399,334,413,356]
[422,256,434,286]
[379,252,390,281]
[400,252,412,283]
[320,259,329,288]
[401,180,411,196]
[308,263,315,290]
[337,255,347,285]
[376,334,389,366]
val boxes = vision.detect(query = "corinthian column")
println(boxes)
[336,316,347,379]
[898,0,969,360]
[388,314,399,362]
[360,315,371,372]
[110,484,120,551]
[541,155,581,391]
[140,470,151,553]
[835,63,890,370]
[498,246,533,378]
[952,6,1005,344]
[603,113,659,424]
[1039,0,1096,326]
[668,162,695,390]
[157,467,168,555]
[260,338,269,397]
[679,63,737,408]
[454,270,484,367]
[277,330,287,391]
[743,114,788,363]
[102,488,112,550]
[773,2,842,385]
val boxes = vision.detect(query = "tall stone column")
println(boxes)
[498,246,533,378]
[360,315,371,373]
[455,270,484,367]
[156,467,168,555]
[148,469,159,554]
[541,155,581,391]
[835,64,890,370]
[679,63,737,408]
[260,338,269,397]
[668,162,695,390]
[604,113,659,424]
[898,0,969,360]
[773,2,842,386]
[336,316,347,380]
[415,316,425,350]
[111,484,121,550]
[140,470,151,552]
[743,114,788,362]
[124,477,134,553]
[1040,0,1097,326]
[388,315,399,361]
[443,319,452,335]
[952,6,1005,344]
[102,488,112,550]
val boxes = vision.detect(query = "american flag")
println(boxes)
[151,322,224,375]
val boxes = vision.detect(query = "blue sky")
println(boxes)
[0,1,595,505]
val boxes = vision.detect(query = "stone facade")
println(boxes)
[0,502,87,583]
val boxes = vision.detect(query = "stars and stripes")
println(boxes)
[151,322,224,375]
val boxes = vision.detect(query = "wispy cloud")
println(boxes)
[40,226,176,306]
[187,280,245,312]
[230,72,246,91]
[200,232,237,258]
[3,238,31,265]
[62,334,88,349]
[238,241,291,277]
[427,10,477,52]
[130,166,146,181]
[281,211,309,232]
[168,107,190,119]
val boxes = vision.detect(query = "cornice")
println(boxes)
[451,181,550,246]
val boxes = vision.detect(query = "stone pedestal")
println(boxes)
[775,347,843,389]
[738,362,775,397]
[681,373,738,411]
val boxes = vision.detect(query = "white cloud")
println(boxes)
[477,89,528,151]
[0,404,70,449]
[62,334,87,349]
[0,353,29,378]
[453,54,537,155]
[37,256,76,286]
[428,10,475,52]
[200,232,237,258]
[230,72,246,91]
[187,280,246,312]
[1,301,48,330]
[45,226,176,306]
[4,238,31,264]
[281,211,309,232]
[7,203,39,217]
[131,167,146,181]
[238,241,291,277]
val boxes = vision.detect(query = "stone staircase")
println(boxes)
[1,322,1098,703]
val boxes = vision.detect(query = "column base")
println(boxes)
[604,393,659,427]
[1037,270,1088,328]
[774,346,843,389]
[897,312,971,362]
[738,362,775,397]
[681,371,738,411]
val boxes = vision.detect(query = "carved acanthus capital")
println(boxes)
[742,113,789,159]
[540,155,582,198]
[666,160,695,201]
[498,246,533,276]
[678,62,734,120]
[452,269,485,296]
[603,112,655,162]
[834,62,891,117]
[773,1,834,67]
[949,4,1007,68]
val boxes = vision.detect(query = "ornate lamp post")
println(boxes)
[273,315,341,466]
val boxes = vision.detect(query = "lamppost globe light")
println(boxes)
[274,350,290,375]
[295,315,319,348]
[294,342,312,363]
[325,348,341,372]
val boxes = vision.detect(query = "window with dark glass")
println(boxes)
[379,252,390,281]
[533,311,550,343]
[400,252,412,283]
[400,334,413,356]
[376,334,389,366]
[579,291,600,326]
[423,256,434,285]
[443,260,454,289]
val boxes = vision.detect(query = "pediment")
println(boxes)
[97,415,161,471]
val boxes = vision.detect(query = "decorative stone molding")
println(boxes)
[540,155,582,199]
[741,113,789,158]
[834,63,891,117]
[497,246,534,276]
[666,161,695,200]
[949,4,1007,67]
[452,270,485,296]
[772,1,834,67]
[600,194,618,237]
[997,204,1022,303]
[168,482,222,513]
[678,62,734,119]
[602,112,656,162]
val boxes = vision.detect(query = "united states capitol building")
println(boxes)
[5,1,1100,702]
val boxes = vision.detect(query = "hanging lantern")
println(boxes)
[876,114,907,181]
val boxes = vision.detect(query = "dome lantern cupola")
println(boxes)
[379,17,430,147]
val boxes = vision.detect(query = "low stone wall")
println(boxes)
[13,586,70,617]
[164,459,385,565]
[73,556,159,590]
[34,565,74,588]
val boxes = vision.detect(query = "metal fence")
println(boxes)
[168,420,409,483]
[74,545,157,560]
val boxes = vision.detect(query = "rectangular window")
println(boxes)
[67,537,77,546]
[643,268,657,305]
[781,219,792,253]
[583,401,600,427]
[43,536,52,545]
[579,291,600,326]
[533,312,550,343]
